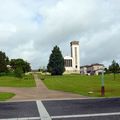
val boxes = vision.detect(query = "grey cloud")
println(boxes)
[0,0,120,69]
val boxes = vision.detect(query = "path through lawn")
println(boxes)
[0,74,86,101]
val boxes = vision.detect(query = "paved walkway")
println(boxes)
[0,74,86,101]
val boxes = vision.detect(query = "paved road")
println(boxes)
[0,98,120,120]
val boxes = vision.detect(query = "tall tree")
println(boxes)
[109,60,119,80]
[47,46,65,75]
[0,51,9,73]
[10,58,31,73]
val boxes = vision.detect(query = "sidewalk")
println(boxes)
[0,74,87,101]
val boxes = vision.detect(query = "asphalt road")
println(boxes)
[43,98,120,120]
[0,98,120,120]
[0,101,40,119]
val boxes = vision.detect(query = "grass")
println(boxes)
[40,74,120,97]
[0,92,15,101]
[0,74,36,87]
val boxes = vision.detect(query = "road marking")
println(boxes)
[1,112,120,120]
[0,117,40,120]
[36,100,51,120]
[51,112,120,119]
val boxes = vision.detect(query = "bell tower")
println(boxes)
[70,41,80,72]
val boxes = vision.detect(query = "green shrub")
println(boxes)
[14,67,23,78]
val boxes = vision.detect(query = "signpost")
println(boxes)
[101,68,105,96]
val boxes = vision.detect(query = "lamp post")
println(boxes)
[101,68,105,96]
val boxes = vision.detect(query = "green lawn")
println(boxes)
[0,74,36,87]
[41,74,120,97]
[0,92,15,101]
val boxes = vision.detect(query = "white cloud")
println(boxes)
[0,0,120,69]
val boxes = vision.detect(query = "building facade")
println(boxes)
[64,41,80,73]
[80,63,104,75]
[80,65,88,75]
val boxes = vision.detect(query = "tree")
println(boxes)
[10,59,31,73]
[104,68,110,74]
[24,62,31,73]
[47,46,65,75]
[0,51,9,73]
[109,60,119,80]
[14,67,23,78]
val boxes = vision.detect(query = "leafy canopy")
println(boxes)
[109,60,119,74]
[0,51,9,73]
[109,60,120,80]
[10,58,31,73]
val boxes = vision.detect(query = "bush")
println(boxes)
[14,67,23,78]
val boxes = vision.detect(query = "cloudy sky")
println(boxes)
[0,0,120,69]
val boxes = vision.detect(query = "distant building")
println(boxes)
[80,65,88,75]
[80,63,104,75]
[31,69,39,72]
[64,41,80,73]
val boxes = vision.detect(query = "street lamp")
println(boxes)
[101,68,105,96]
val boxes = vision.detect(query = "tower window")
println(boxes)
[64,59,72,67]
[75,47,77,64]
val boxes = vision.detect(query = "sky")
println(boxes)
[0,0,120,69]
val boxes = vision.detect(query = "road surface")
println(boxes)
[0,98,120,120]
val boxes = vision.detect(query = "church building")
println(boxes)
[64,41,80,73]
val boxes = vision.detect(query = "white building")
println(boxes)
[80,63,104,75]
[80,66,88,75]
[64,41,80,73]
